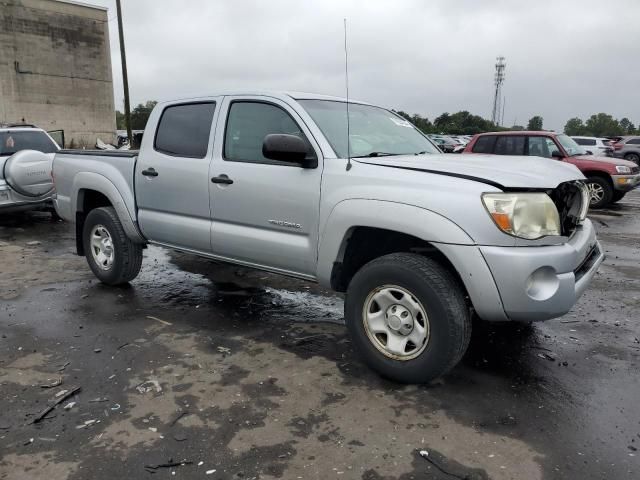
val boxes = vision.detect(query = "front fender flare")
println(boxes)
[316,199,475,286]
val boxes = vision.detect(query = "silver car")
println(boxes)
[0,125,60,214]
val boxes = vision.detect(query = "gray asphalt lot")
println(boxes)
[1,191,639,480]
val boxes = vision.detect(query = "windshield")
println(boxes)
[0,131,58,156]
[298,100,440,158]
[556,134,587,156]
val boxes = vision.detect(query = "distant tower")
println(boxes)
[491,56,506,125]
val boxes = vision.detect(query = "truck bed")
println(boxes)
[58,149,139,158]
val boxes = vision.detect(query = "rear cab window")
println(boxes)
[154,102,216,158]
[573,138,596,146]
[471,135,496,153]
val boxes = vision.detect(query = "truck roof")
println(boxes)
[476,130,559,137]
[158,91,374,107]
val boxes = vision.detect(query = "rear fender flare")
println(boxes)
[72,172,145,243]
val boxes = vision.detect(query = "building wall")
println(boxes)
[0,0,116,146]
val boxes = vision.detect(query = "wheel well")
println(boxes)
[582,171,612,186]
[75,190,113,256]
[330,227,466,294]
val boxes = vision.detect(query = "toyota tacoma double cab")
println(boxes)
[463,131,640,208]
[18,92,603,383]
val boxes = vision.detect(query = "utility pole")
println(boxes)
[491,56,506,125]
[115,0,133,148]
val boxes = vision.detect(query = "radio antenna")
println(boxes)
[344,18,352,171]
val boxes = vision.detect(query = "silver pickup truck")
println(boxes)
[24,92,605,383]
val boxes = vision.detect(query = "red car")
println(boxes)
[462,131,640,208]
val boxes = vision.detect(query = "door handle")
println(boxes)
[211,174,234,185]
[141,168,158,177]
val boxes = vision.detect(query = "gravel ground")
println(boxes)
[0,191,639,480]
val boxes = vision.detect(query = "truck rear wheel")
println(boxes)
[344,253,471,383]
[83,207,143,285]
[586,176,613,209]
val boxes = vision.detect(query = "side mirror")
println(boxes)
[262,134,317,168]
[551,150,564,159]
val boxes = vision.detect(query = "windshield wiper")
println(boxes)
[351,152,403,158]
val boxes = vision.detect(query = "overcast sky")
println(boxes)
[91,0,639,132]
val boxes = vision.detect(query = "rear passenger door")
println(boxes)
[135,99,220,252]
[208,96,323,278]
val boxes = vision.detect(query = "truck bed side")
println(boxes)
[53,150,145,247]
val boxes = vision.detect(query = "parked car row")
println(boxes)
[611,136,640,165]
[462,131,639,208]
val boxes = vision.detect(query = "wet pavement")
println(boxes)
[1,192,639,480]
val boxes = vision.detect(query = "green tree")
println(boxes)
[564,117,585,136]
[130,101,158,130]
[527,116,544,131]
[584,113,623,137]
[619,117,636,135]
[510,125,525,131]
[115,110,126,129]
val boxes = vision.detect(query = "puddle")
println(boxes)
[133,246,345,325]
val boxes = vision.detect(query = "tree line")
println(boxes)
[116,101,638,138]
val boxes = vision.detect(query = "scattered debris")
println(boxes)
[206,470,216,475]
[170,411,189,427]
[76,419,99,429]
[146,315,172,326]
[63,402,76,410]
[537,353,556,362]
[148,427,158,433]
[89,397,109,403]
[94,348,102,353]
[26,241,41,246]
[136,380,162,394]
[144,459,192,473]
[111,403,121,411]
[24,438,34,446]
[31,386,81,424]
[57,362,70,372]
[217,346,231,354]
[40,377,63,388]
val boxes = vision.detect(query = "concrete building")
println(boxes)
[0,0,116,146]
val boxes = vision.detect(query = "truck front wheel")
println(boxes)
[83,207,143,285]
[344,253,471,383]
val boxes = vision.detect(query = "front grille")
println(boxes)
[549,181,584,237]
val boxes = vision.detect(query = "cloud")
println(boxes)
[95,0,640,131]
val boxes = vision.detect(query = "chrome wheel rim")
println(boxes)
[587,182,604,204]
[90,224,114,270]
[362,285,430,360]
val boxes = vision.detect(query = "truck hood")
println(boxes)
[355,154,584,189]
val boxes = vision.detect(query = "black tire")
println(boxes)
[586,176,613,209]
[624,152,640,165]
[83,206,143,285]
[611,191,626,203]
[344,253,471,383]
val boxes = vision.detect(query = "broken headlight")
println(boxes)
[482,193,561,240]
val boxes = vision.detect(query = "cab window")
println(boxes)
[223,101,315,164]
[494,136,525,155]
